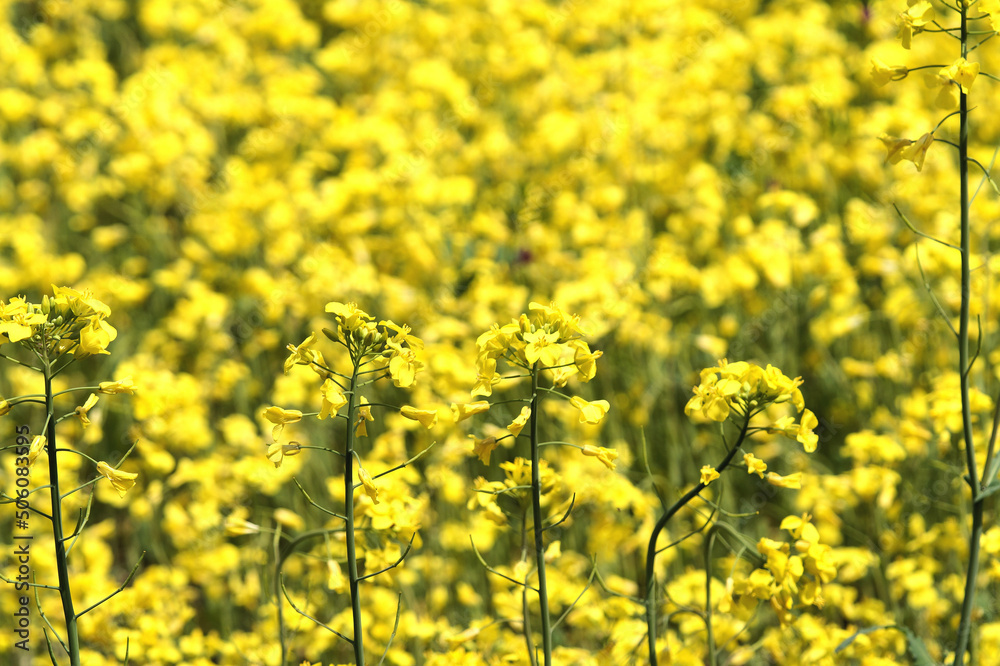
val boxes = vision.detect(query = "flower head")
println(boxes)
[262,406,303,440]
[400,405,438,429]
[96,461,138,498]
[452,400,491,422]
[744,453,768,478]
[700,465,721,485]
[569,396,610,425]
[507,406,532,437]
[897,0,935,49]
[880,132,934,172]
[472,435,499,465]
[358,466,379,504]
[871,58,908,86]
[581,444,618,471]
[930,57,980,109]
[27,436,46,467]
[99,377,137,395]
[75,394,99,429]
[319,379,349,420]
[267,441,301,468]
[767,471,802,489]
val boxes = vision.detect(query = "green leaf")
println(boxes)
[899,625,938,666]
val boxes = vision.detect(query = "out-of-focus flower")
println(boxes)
[701,465,720,485]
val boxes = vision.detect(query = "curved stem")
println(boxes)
[529,364,553,666]
[645,417,749,666]
[45,367,80,665]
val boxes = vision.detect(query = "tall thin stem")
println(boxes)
[529,364,552,666]
[955,4,985,663]
[344,361,365,666]
[45,366,80,665]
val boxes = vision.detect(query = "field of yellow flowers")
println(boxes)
[3,0,1000,664]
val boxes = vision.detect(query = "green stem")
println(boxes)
[645,417,748,666]
[955,6,984,664]
[345,362,365,666]
[529,364,552,666]
[45,368,80,665]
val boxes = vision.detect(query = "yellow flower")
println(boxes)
[381,320,424,349]
[930,57,980,109]
[0,297,46,343]
[387,343,421,387]
[27,436,46,467]
[96,461,139,498]
[471,356,500,397]
[267,441,301,468]
[262,406,303,439]
[982,0,1000,32]
[522,329,564,366]
[0,399,11,416]
[98,377,137,395]
[569,396,610,424]
[355,396,374,436]
[744,453,767,478]
[452,400,491,422]
[507,406,531,437]
[780,514,821,544]
[767,472,802,489]
[74,393,99,428]
[324,301,374,333]
[400,405,438,428]
[570,339,602,382]
[870,58,908,86]
[700,465,720,485]
[471,435,499,465]
[284,332,320,374]
[581,444,618,471]
[76,317,118,356]
[880,132,934,172]
[358,466,379,504]
[51,285,111,318]
[319,379,349,419]
[797,409,819,453]
[897,0,935,49]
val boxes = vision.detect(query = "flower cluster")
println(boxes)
[473,302,602,392]
[284,301,424,388]
[0,286,117,358]
[726,514,836,626]
[684,359,817,452]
